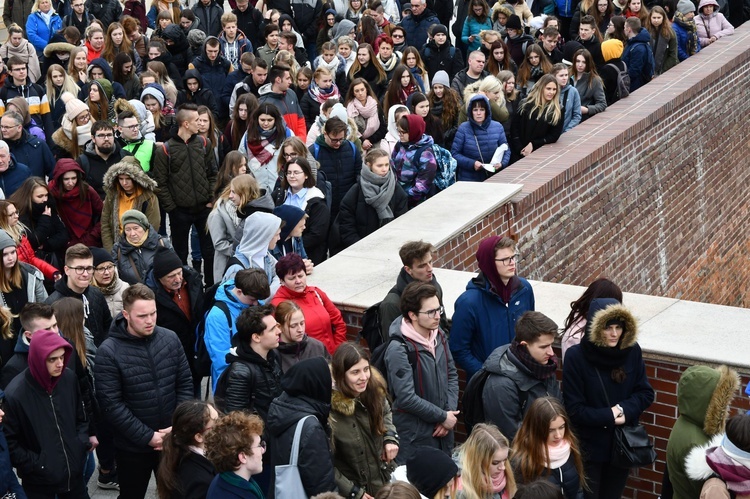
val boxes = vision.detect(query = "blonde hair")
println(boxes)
[274,50,299,80]
[460,424,517,499]
[521,74,561,126]
[464,75,506,106]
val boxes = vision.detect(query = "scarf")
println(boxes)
[126,230,149,248]
[475,235,520,303]
[547,439,572,469]
[674,12,699,56]
[40,9,54,27]
[219,472,266,497]
[399,83,419,106]
[63,119,92,145]
[492,471,508,494]
[359,163,396,221]
[94,273,121,295]
[53,184,94,239]
[308,81,340,105]
[400,318,438,358]
[706,444,750,494]
[347,96,380,138]
[580,333,633,372]
[247,128,278,166]
[317,55,341,74]
[378,53,400,72]
[354,63,384,86]
[510,340,558,380]
[530,63,545,83]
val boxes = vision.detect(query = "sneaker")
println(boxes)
[97,469,119,490]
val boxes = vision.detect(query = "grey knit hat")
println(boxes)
[0,230,16,251]
[120,210,150,231]
[432,70,450,88]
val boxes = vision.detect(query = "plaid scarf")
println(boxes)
[510,340,558,380]
[246,129,278,167]
[674,12,700,56]
[706,439,750,494]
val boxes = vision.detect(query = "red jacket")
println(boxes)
[271,285,347,354]
[17,234,58,280]
[257,84,307,139]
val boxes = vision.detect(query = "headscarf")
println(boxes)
[405,114,425,143]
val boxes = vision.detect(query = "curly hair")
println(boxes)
[204,411,265,473]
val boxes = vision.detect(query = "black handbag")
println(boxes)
[595,370,657,469]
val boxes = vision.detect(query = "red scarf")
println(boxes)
[48,181,95,239]
[247,129,278,165]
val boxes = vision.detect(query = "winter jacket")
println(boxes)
[451,68,490,99]
[177,68,220,120]
[25,10,63,55]
[205,280,250,387]
[667,365,739,499]
[6,130,54,179]
[673,19,701,62]
[62,10,95,38]
[578,35,605,68]
[0,399,24,497]
[290,0,322,45]
[513,454,584,499]
[266,358,336,498]
[111,227,171,284]
[271,284,347,355]
[0,154,31,198]
[573,73,607,119]
[3,0,33,38]
[18,197,69,263]
[506,33,536,67]
[481,344,562,442]
[85,0,122,27]
[562,299,655,463]
[421,40,465,82]
[97,278,129,320]
[452,95,510,182]
[47,159,102,247]
[45,277,113,347]
[16,234,58,281]
[384,318,458,464]
[93,314,193,453]
[276,336,329,373]
[696,0,734,46]
[379,269,449,342]
[462,16,494,52]
[193,0,224,37]
[207,473,264,498]
[310,134,361,215]
[622,28,655,92]
[272,184,330,265]
[218,30,254,69]
[100,161,160,251]
[189,39,233,118]
[233,5,264,50]
[330,371,399,498]
[146,4,180,30]
[215,345,283,420]
[650,30,679,75]
[77,141,132,200]
[238,126,292,192]
[174,452,216,499]
[399,8,440,49]
[449,273,535,378]
[599,59,627,105]
[160,24,194,78]
[152,132,217,213]
[392,134,437,208]
[258,83,307,139]
[207,198,242,283]
[510,101,564,163]
[560,84,582,132]
[336,178,408,248]
[145,265,204,377]
[0,78,53,142]
[0,38,41,85]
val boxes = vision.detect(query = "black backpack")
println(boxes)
[462,368,528,435]
[194,282,232,378]
[369,335,418,395]
[606,61,631,101]
[359,301,386,351]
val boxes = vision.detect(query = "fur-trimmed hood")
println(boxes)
[686,433,723,481]
[102,160,158,194]
[331,368,387,416]
[678,365,739,437]
[588,302,638,349]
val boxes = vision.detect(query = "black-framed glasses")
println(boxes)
[495,253,520,265]
[95,265,115,273]
[69,266,95,275]
[326,135,345,144]
[121,124,139,130]
[95,133,114,139]
[417,306,444,318]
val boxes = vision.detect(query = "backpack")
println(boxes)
[422,45,456,61]
[311,142,349,210]
[607,61,631,101]
[415,143,457,192]
[359,301,386,351]
[462,367,529,435]
[194,282,233,379]
[369,335,418,395]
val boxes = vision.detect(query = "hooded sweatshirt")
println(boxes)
[380,105,408,157]
[224,212,281,295]
[28,330,72,394]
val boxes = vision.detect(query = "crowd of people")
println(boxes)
[0,0,744,497]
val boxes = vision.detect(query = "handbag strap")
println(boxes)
[594,369,611,407]
[289,415,315,466]
[472,132,485,164]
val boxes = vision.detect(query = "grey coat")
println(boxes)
[482,344,562,442]
[207,198,240,284]
[573,73,607,118]
[384,318,458,464]
[19,262,48,304]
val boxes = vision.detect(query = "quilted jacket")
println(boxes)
[93,314,193,453]
[152,132,217,213]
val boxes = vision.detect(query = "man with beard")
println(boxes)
[76,121,132,200]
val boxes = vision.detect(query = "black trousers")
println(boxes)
[115,448,160,499]
[168,207,214,285]
[584,459,631,499]
[23,478,87,499]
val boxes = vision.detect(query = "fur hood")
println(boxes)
[588,303,638,349]
[678,365,739,437]
[102,160,158,194]
[685,433,723,481]
[331,368,387,416]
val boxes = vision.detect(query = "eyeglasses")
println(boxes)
[95,133,114,139]
[283,152,298,159]
[69,266,95,275]
[495,253,520,265]
[250,440,267,451]
[121,124,139,130]
[417,306,444,319]
[286,170,304,177]
[78,112,91,121]
[95,265,115,273]
[327,136,345,144]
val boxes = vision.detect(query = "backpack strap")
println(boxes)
[312,143,320,159]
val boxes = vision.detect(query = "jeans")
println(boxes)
[115,448,161,499]
[168,207,214,285]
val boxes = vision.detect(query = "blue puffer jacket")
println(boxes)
[451,95,510,182]
[622,28,655,91]
[0,155,32,198]
[25,10,63,54]
[5,129,54,179]
[449,273,535,378]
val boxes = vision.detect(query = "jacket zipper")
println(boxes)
[50,393,72,492]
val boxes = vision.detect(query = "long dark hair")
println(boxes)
[230,93,258,149]
[487,40,512,74]
[563,278,623,331]
[246,103,286,147]
[112,52,133,85]
[156,400,215,499]
[331,342,387,435]
[9,177,49,222]
[53,297,88,369]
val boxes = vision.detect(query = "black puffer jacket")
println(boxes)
[46,279,113,347]
[309,136,361,217]
[421,39,465,82]
[145,266,204,377]
[336,179,409,250]
[152,132,218,213]
[215,342,283,420]
[111,227,172,285]
[93,315,193,453]
[513,454,583,499]
[266,358,336,498]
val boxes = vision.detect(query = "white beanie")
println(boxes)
[61,92,88,121]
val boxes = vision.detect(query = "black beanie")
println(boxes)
[431,24,448,37]
[406,446,458,498]
[152,246,183,279]
[505,14,523,31]
[89,246,114,268]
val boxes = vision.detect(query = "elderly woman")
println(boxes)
[271,253,347,355]
[90,246,129,318]
[111,209,171,284]
[101,158,160,251]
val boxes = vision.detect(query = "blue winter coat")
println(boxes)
[0,155,32,198]
[461,16,493,52]
[7,129,55,179]
[451,95,510,182]
[26,10,63,54]
[673,20,701,61]
[399,9,440,50]
[622,28,655,92]
[449,273,535,379]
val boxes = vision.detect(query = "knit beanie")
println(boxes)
[0,230,16,251]
[432,70,450,88]
[601,39,624,61]
[187,29,206,51]
[506,14,523,31]
[61,92,88,121]
[677,0,695,14]
[273,205,306,242]
[406,447,458,498]
[120,209,150,231]
[93,78,113,101]
[405,114,425,143]
[431,24,449,37]
[89,246,114,268]
[141,83,166,108]
[562,40,584,66]
[152,246,183,279]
